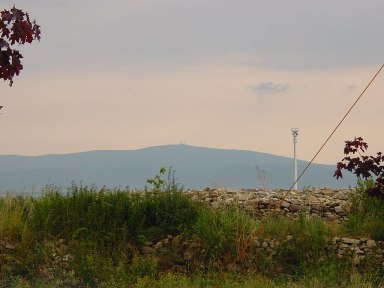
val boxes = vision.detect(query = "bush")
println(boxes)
[343,178,384,240]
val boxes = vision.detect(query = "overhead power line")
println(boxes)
[283,64,384,201]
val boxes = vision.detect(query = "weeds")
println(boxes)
[0,195,31,242]
[258,211,333,280]
[193,205,260,268]
[343,178,384,240]
[1,169,384,287]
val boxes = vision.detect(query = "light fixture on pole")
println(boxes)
[291,128,299,191]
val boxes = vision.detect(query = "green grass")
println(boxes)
[341,178,384,240]
[0,195,31,242]
[27,183,198,246]
[1,174,384,287]
[192,205,260,268]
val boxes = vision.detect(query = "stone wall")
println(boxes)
[138,188,384,268]
[251,236,384,266]
[142,234,384,268]
[186,187,351,221]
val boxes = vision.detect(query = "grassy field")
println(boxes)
[0,171,383,287]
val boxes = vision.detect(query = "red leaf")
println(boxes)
[0,6,41,86]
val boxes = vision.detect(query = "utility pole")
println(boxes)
[291,128,299,191]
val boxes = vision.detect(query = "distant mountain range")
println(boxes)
[0,144,355,193]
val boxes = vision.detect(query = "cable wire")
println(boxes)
[233,65,384,266]
[281,64,384,202]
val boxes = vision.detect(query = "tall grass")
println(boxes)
[252,211,335,281]
[0,195,26,241]
[27,182,198,249]
[193,205,260,268]
[343,178,384,240]
[1,173,384,287]
[0,170,200,286]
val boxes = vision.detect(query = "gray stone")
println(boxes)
[281,200,290,208]
[325,212,335,220]
[289,204,301,212]
[306,195,320,202]
[262,242,269,248]
[342,238,360,245]
[332,237,340,244]
[366,239,377,248]
[334,206,344,213]
[155,241,163,249]
[334,191,349,200]
[225,198,234,204]
[311,203,322,211]
[237,193,249,201]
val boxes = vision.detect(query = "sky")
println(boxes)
[0,0,383,164]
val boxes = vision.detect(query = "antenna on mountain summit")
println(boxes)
[291,128,299,191]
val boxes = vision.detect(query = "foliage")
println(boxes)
[134,272,278,288]
[343,178,384,240]
[193,205,260,268]
[261,212,333,279]
[1,169,384,287]
[0,195,30,242]
[0,6,41,86]
[258,214,295,240]
[14,170,197,285]
[334,137,384,200]
[28,181,197,247]
[146,167,167,192]
[142,167,197,240]
[146,167,183,193]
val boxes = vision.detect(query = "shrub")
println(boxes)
[343,178,384,240]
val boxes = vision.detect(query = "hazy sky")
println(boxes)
[0,0,383,164]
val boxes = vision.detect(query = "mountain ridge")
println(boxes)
[0,144,355,193]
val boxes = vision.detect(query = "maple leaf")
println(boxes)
[0,6,40,86]
[335,137,384,200]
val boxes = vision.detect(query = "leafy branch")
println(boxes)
[0,6,41,86]
[334,137,384,200]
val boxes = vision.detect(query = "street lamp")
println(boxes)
[291,128,299,191]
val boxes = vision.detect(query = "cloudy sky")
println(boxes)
[0,0,383,164]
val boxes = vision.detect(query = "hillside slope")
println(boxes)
[0,145,354,192]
